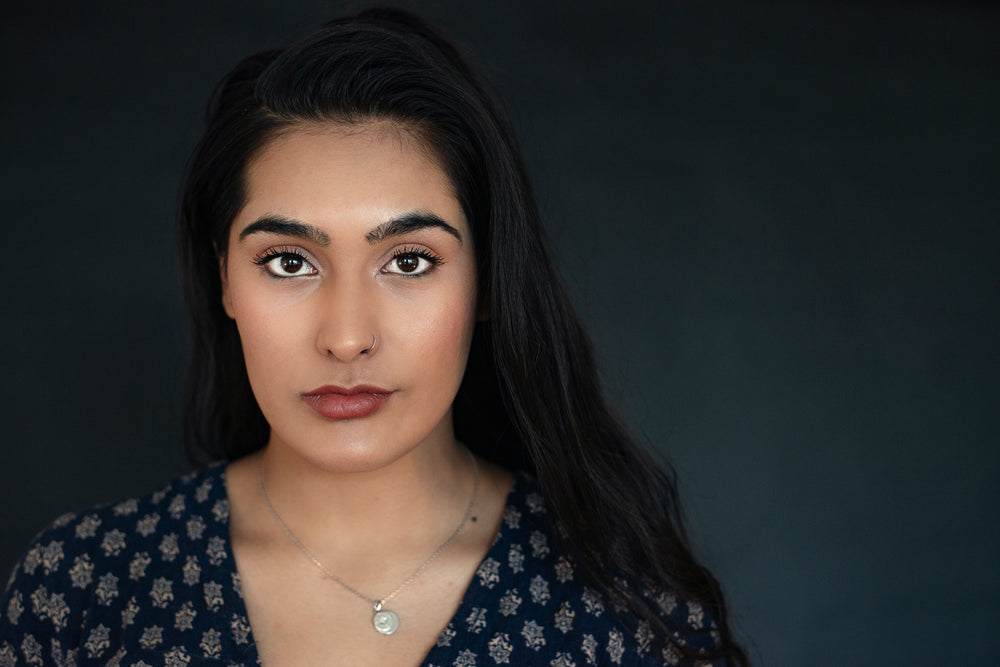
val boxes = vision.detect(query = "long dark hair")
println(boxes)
[178,9,746,663]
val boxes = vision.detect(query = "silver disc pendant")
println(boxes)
[373,609,400,635]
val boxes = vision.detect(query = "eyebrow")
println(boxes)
[238,215,331,246]
[237,212,462,246]
[365,212,463,245]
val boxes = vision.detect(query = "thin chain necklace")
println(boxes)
[256,450,479,636]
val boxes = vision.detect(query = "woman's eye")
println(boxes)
[259,253,317,278]
[382,252,440,276]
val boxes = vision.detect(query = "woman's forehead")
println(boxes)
[262,119,444,172]
[235,124,466,241]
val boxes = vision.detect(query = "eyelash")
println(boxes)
[252,246,298,264]
[386,246,445,275]
[250,245,445,278]
[251,246,316,279]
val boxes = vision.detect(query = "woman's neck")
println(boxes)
[252,435,476,555]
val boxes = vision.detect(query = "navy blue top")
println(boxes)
[1,464,724,666]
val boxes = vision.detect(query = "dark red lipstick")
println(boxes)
[301,385,393,420]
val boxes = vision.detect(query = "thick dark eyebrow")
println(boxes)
[365,212,463,245]
[238,215,331,246]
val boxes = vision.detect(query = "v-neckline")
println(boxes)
[216,463,525,665]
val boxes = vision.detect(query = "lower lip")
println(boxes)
[302,392,392,420]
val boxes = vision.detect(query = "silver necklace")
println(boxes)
[256,450,479,636]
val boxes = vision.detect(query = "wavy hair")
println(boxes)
[177,9,747,663]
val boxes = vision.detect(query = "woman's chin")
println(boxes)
[264,433,431,477]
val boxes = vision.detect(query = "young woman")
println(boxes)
[1,9,748,666]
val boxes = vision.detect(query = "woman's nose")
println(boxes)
[314,278,379,362]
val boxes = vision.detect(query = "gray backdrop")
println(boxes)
[2,1,997,664]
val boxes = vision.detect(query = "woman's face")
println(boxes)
[221,123,478,472]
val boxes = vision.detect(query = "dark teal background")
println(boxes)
[2,2,997,664]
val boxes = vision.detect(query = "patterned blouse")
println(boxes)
[1,464,724,666]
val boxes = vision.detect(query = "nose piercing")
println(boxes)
[362,334,377,354]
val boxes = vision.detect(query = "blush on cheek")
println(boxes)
[423,301,475,346]
[410,305,476,386]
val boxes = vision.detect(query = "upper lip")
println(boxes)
[302,384,392,396]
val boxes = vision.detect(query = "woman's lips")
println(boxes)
[301,385,393,420]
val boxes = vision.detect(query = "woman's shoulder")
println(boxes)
[448,471,726,666]
[0,463,251,666]
[6,463,230,582]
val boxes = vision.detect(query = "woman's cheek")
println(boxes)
[412,291,475,354]
[234,291,304,375]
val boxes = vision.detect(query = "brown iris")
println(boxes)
[280,256,303,273]
[396,255,419,273]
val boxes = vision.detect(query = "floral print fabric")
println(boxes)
[1,464,723,666]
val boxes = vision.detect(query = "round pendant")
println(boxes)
[373,609,400,635]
